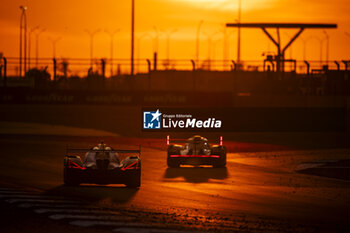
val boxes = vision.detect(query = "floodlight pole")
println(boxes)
[237,0,241,65]
[137,33,151,73]
[28,26,39,70]
[131,0,135,76]
[164,29,177,66]
[312,35,326,66]
[48,36,62,59]
[105,29,120,77]
[153,26,160,54]
[300,36,313,61]
[203,31,220,71]
[196,20,204,66]
[19,6,27,78]
[35,28,46,68]
[85,29,100,69]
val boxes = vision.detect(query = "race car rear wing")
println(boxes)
[66,145,141,155]
[166,135,223,146]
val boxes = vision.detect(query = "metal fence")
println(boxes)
[0,56,349,80]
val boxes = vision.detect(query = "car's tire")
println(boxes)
[63,158,81,186]
[167,145,181,168]
[126,170,141,188]
[167,158,180,168]
[213,157,226,168]
[211,146,227,168]
[63,167,80,186]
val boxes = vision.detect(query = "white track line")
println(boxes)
[18,203,89,208]
[113,229,156,233]
[113,228,202,233]
[49,214,134,221]
[35,208,121,214]
[70,220,152,228]
[0,194,64,199]
[6,198,77,204]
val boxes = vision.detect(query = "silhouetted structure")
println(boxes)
[226,23,337,72]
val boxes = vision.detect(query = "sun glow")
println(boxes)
[183,0,228,2]
[172,0,234,10]
[171,0,278,11]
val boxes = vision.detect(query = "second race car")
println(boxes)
[167,135,226,168]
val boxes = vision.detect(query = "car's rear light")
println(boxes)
[67,160,86,170]
[166,135,170,145]
[121,160,139,171]
[170,154,220,158]
[220,136,223,146]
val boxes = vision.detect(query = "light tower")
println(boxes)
[19,5,28,78]
[131,0,135,76]
[85,29,101,69]
[105,29,120,77]
[196,20,204,66]
[236,0,241,66]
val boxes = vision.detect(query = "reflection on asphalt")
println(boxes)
[163,167,228,183]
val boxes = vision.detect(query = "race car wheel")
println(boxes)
[126,170,141,188]
[63,158,81,186]
[212,146,227,168]
[213,155,226,168]
[63,167,80,186]
[167,158,180,168]
[167,145,181,168]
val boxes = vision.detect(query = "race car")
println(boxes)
[64,141,141,187]
[166,135,226,168]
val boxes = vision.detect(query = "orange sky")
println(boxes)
[0,0,349,67]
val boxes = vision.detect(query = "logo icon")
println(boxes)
[143,109,162,129]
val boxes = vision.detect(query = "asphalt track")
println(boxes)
[0,104,350,232]
[0,133,350,232]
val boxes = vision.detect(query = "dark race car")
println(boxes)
[166,135,226,168]
[64,141,141,187]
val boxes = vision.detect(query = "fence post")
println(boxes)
[334,61,340,71]
[101,59,106,78]
[146,59,151,91]
[190,60,195,71]
[53,58,57,82]
[342,60,348,71]
[153,53,157,71]
[231,60,236,71]
[3,57,7,88]
[304,60,310,75]
[146,59,151,73]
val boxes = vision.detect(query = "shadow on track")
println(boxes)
[163,167,228,183]
[296,159,350,181]
[45,184,138,204]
